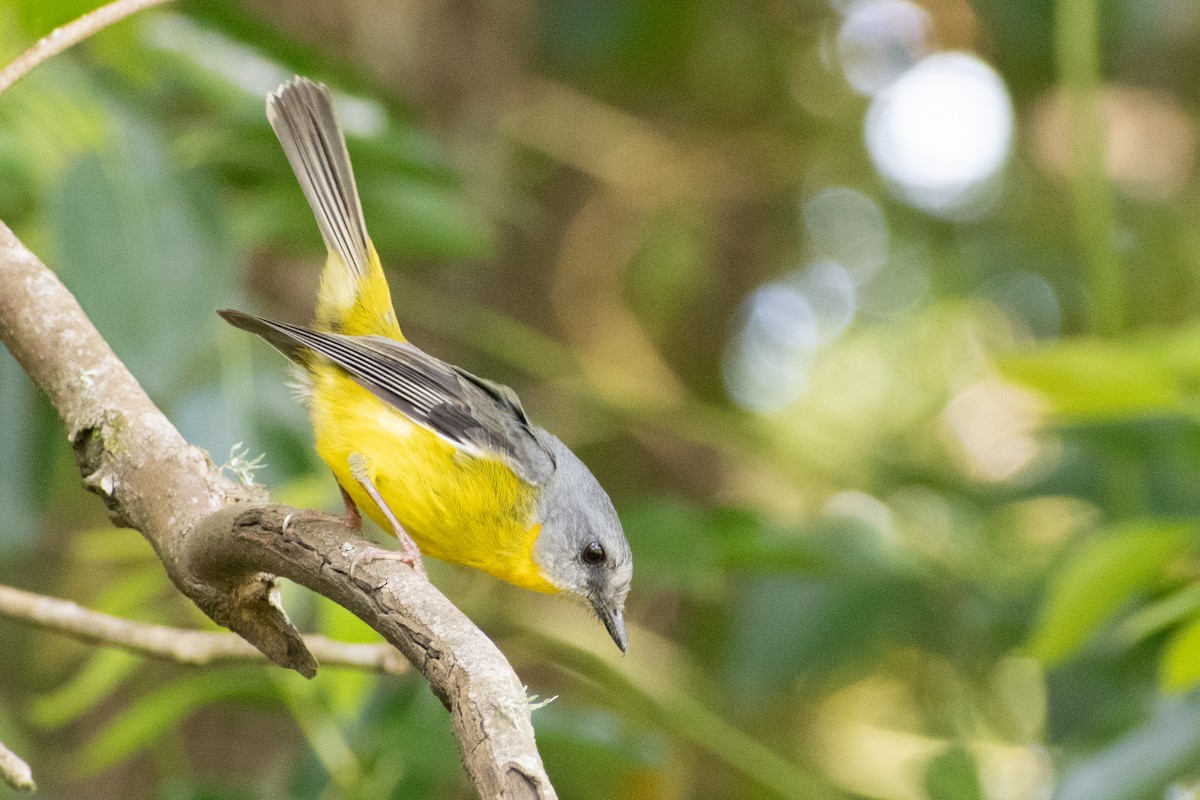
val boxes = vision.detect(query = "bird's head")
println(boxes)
[531,433,633,652]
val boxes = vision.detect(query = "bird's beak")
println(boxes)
[591,598,627,653]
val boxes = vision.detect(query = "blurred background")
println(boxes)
[3,0,1200,797]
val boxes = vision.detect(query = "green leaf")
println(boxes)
[313,595,380,719]
[924,746,983,800]
[357,680,463,798]
[0,352,37,550]
[46,103,233,403]
[529,635,836,800]
[1161,614,1200,692]
[1054,692,1200,800]
[999,340,1178,418]
[536,705,664,800]
[29,649,141,729]
[1117,582,1200,646]
[1027,521,1196,665]
[626,205,712,340]
[359,177,491,260]
[619,498,721,594]
[71,525,159,564]
[724,571,920,698]
[75,670,278,774]
[88,562,177,617]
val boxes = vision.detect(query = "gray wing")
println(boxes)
[220,311,555,484]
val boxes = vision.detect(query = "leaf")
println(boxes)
[0,352,37,551]
[1054,692,1200,800]
[357,680,462,799]
[71,525,159,564]
[359,177,491,260]
[535,705,664,800]
[619,498,721,595]
[1027,521,1196,665]
[1160,614,1200,692]
[76,670,278,774]
[46,105,234,403]
[924,746,983,800]
[88,562,177,617]
[1117,582,1200,646]
[626,205,712,340]
[998,324,1200,422]
[724,571,920,699]
[313,595,381,719]
[532,636,833,800]
[999,339,1178,418]
[29,649,141,729]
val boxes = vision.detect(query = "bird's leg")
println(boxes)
[346,452,425,577]
[281,475,362,532]
[337,481,362,530]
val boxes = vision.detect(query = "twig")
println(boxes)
[0,738,35,793]
[0,0,173,96]
[0,585,408,674]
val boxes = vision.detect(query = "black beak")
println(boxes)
[590,599,627,653]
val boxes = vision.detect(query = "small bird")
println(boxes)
[218,78,632,651]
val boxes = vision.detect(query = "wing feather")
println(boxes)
[219,311,555,484]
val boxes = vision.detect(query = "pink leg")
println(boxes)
[346,453,425,577]
[337,482,362,530]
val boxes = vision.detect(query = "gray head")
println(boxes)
[531,432,633,652]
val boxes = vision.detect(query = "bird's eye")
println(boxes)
[582,541,606,565]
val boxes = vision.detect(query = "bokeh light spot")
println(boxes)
[866,52,1013,216]
[837,0,932,96]
[724,262,859,413]
[803,187,889,283]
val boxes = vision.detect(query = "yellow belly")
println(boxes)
[307,365,557,593]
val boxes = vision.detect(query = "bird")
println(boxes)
[218,77,632,651]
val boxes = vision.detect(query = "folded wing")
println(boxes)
[218,309,555,485]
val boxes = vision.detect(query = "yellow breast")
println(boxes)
[307,364,559,594]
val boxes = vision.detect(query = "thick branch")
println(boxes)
[0,0,556,790]
[0,585,408,674]
[193,506,552,798]
[0,217,554,794]
[0,738,34,793]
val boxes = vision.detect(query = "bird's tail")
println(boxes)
[267,77,403,340]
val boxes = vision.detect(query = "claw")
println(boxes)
[347,542,426,579]
[281,508,350,532]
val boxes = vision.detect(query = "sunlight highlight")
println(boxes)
[866,52,1013,216]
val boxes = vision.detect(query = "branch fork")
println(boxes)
[0,15,556,789]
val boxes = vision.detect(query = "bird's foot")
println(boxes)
[346,537,425,579]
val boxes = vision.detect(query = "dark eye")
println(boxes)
[582,541,606,565]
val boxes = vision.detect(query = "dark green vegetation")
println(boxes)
[4,0,1200,798]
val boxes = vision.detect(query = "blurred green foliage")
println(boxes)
[6,0,1200,799]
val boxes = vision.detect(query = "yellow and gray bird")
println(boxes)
[219,78,632,651]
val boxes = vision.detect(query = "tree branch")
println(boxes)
[0,205,554,800]
[0,0,557,791]
[0,584,409,674]
[0,0,173,95]
[0,738,35,793]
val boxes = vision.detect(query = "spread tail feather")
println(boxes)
[267,78,370,279]
[267,78,402,340]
